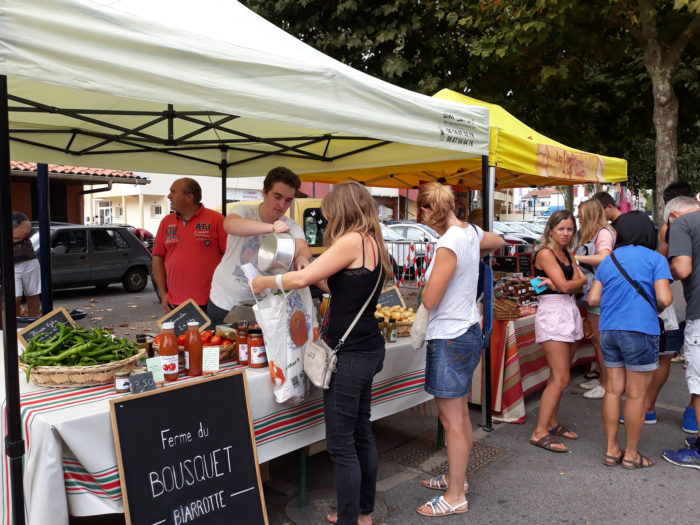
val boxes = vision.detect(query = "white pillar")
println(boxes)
[139,193,145,228]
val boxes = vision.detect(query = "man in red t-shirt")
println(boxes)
[152,178,227,313]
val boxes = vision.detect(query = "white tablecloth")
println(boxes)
[1,339,430,525]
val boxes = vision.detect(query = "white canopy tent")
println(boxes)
[0,1,493,523]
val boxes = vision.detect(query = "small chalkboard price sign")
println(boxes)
[128,371,157,394]
[378,286,406,309]
[492,256,518,274]
[110,370,267,525]
[517,253,534,277]
[158,299,211,336]
[18,307,75,347]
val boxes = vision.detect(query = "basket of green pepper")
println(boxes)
[19,323,145,387]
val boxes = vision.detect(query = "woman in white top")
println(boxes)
[414,183,503,518]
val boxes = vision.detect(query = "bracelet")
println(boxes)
[275,274,284,291]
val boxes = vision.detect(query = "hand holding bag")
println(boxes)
[303,270,382,389]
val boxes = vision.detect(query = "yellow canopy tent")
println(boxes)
[298,88,627,189]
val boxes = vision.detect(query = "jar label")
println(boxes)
[390,328,398,342]
[238,343,249,362]
[250,345,267,364]
[115,376,130,392]
[161,354,179,375]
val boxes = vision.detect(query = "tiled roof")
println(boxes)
[10,161,143,179]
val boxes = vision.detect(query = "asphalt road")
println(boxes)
[48,282,164,338]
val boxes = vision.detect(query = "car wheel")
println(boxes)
[122,267,148,292]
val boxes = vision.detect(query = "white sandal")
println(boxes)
[416,495,468,517]
[421,473,469,493]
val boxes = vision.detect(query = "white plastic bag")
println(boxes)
[659,304,679,332]
[409,304,429,350]
[253,287,313,403]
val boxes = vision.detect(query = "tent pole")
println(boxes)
[480,156,494,432]
[220,147,228,216]
[37,163,53,314]
[0,74,27,525]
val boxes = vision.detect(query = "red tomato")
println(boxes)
[222,338,232,345]
[210,335,222,345]
[154,334,163,346]
[201,330,213,342]
[177,334,187,346]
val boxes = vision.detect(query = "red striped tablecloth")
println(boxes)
[1,341,430,525]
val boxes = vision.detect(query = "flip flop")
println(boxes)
[602,450,625,467]
[416,495,468,517]
[421,473,469,493]
[548,423,578,440]
[584,370,600,380]
[529,434,568,453]
[622,452,655,470]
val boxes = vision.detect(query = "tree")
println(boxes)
[245,1,699,219]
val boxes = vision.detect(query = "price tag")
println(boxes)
[146,356,165,384]
[129,371,157,394]
[203,346,220,374]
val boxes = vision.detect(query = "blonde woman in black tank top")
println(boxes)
[253,182,391,525]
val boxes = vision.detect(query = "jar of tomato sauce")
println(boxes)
[160,322,179,381]
[185,321,203,376]
[237,329,249,366]
[248,329,267,368]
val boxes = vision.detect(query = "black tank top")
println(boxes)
[534,249,574,295]
[326,234,385,351]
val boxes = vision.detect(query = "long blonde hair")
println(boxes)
[321,182,392,281]
[539,209,577,252]
[578,198,615,244]
[416,182,455,231]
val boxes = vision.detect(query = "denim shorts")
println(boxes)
[425,323,482,398]
[599,330,659,372]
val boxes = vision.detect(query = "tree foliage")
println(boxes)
[245,1,699,210]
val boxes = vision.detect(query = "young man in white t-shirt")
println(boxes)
[207,167,312,326]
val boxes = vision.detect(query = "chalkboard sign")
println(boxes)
[18,307,75,347]
[492,256,518,274]
[378,286,406,309]
[158,299,211,336]
[129,371,157,394]
[517,253,533,277]
[110,371,267,525]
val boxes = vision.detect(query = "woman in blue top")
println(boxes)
[588,211,672,469]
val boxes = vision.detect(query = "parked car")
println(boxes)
[384,221,440,243]
[30,225,153,292]
[494,222,539,244]
[379,223,427,276]
[499,221,544,237]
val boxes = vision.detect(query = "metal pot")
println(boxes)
[257,233,295,274]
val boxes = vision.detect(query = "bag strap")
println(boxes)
[335,267,383,351]
[609,252,657,313]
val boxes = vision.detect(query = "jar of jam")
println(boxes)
[388,319,398,343]
[248,329,267,368]
[237,329,249,366]
[114,370,131,393]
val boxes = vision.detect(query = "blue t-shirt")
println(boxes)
[594,245,672,334]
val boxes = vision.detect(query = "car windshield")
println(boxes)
[521,222,545,234]
[494,223,523,234]
[418,224,439,237]
[380,224,407,241]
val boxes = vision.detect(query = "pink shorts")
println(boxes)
[535,294,583,344]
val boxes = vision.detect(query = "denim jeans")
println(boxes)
[323,346,385,525]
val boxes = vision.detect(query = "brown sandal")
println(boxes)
[529,434,568,453]
[548,423,578,440]
[622,453,655,470]
[602,450,624,467]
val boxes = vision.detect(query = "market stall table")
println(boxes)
[0,338,430,525]
[470,314,595,423]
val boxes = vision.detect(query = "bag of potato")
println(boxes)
[252,287,313,403]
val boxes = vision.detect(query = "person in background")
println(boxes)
[529,210,588,453]
[645,182,696,432]
[592,191,624,229]
[662,196,700,467]
[252,181,391,525]
[576,199,616,400]
[588,211,672,469]
[12,211,41,317]
[207,167,312,327]
[414,183,503,517]
[152,178,227,313]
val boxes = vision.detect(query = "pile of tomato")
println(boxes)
[153,330,233,347]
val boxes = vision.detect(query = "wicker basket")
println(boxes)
[494,298,520,321]
[396,321,413,337]
[19,349,146,388]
